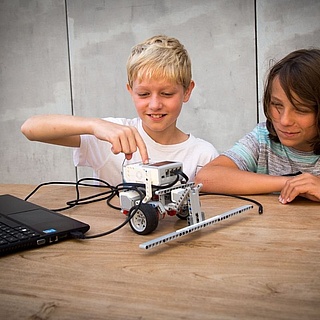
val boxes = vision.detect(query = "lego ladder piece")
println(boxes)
[155,182,196,196]
[187,184,205,225]
[142,169,153,203]
[139,204,254,250]
[165,187,191,211]
[155,182,200,212]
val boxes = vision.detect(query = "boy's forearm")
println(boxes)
[21,114,95,146]
[196,166,287,195]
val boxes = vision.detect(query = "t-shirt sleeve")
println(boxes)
[222,127,260,172]
[185,137,219,180]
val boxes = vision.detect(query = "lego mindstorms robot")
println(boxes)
[119,161,254,249]
[120,161,205,235]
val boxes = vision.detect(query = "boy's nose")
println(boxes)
[149,95,162,110]
[279,109,295,126]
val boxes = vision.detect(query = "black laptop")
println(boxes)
[0,194,90,256]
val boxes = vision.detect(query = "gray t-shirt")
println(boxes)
[223,122,320,176]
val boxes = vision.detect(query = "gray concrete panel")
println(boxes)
[256,0,320,121]
[1,0,320,184]
[67,0,257,155]
[0,0,75,184]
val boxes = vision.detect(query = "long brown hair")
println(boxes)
[263,49,320,154]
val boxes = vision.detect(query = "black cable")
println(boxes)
[176,169,189,183]
[74,187,145,239]
[200,192,264,214]
[66,178,117,208]
[24,173,263,240]
[24,178,116,212]
[24,177,146,238]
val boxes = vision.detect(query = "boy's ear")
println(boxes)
[126,83,132,93]
[183,80,195,102]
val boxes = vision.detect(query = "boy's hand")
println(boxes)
[279,173,320,204]
[91,119,149,163]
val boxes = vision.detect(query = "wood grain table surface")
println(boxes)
[0,183,319,320]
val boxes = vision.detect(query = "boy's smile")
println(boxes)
[127,77,194,144]
[148,114,165,119]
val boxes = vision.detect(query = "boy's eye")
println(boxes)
[295,107,313,114]
[136,92,174,97]
[137,92,149,97]
[271,101,314,115]
[270,101,283,111]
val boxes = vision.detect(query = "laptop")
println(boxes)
[0,194,90,256]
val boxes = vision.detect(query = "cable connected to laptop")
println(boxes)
[24,172,263,240]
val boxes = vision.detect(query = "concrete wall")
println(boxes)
[1,0,320,184]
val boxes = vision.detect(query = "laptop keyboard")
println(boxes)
[0,221,40,246]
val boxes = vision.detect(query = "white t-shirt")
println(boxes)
[74,117,218,186]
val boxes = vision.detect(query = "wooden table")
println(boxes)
[0,184,319,320]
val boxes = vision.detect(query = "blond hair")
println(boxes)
[127,35,192,90]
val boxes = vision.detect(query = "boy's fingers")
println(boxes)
[110,140,122,155]
[134,132,149,163]
[109,126,148,163]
